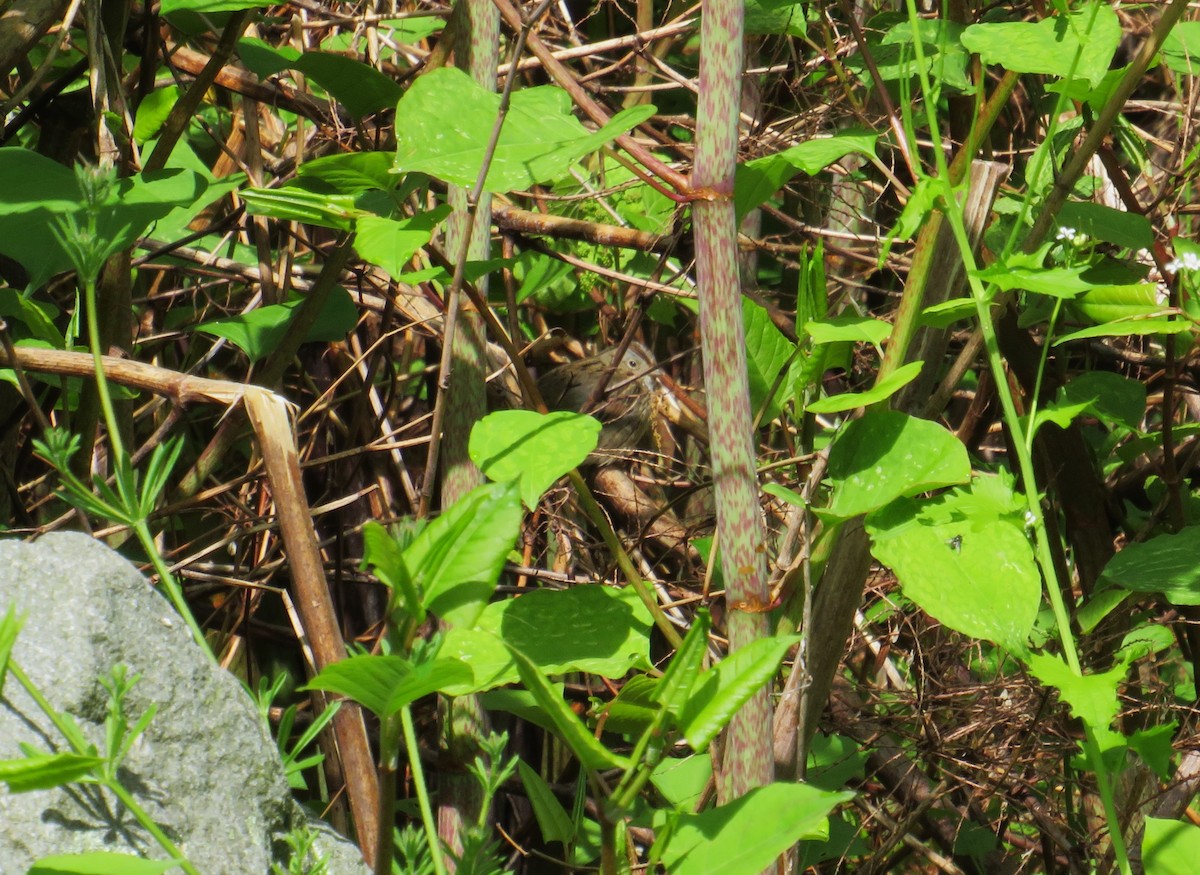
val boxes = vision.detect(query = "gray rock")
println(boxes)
[0,532,371,875]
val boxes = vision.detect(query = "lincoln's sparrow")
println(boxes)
[537,341,659,464]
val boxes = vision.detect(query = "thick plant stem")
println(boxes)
[692,0,773,801]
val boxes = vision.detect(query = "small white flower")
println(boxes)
[1166,252,1200,275]
[1024,510,1037,529]
[1056,226,1077,241]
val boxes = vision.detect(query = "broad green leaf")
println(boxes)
[1026,652,1123,738]
[355,207,452,281]
[806,733,868,793]
[1053,318,1191,345]
[961,3,1121,88]
[825,410,971,518]
[806,360,922,414]
[866,479,1040,652]
[744,299,795,423]
[1143,817,1200,874]
[361,521,421,620]
[1068,282,1161,326]
[518,761,576,845]
[879,19,971,91]
[974,263,1092,298]
[745,0,807,37]
[677,635,801,750]
[597,674,661,736]
[405,480,524,626]
[506,644,631,773]
[650,754,712,811]
[1100,527,1200,605]
[920,298,977,328]
[1161,22,1200,76]
[1030,398,1093,434]
[1057,201,1152,250]
[0,150,210,286]
[655,782,853,875]
[735,131,876,220]
[241,186,367,229]
[0,753,104,793]
[804,316,892,348]
[763,482,806,509]
[303,653,472,717]
[469,410,600,508]
[194,288,357,363]
[28,853,181,875]
[492,585,652,677]
[1057,371,1145,430]
[436,628,513,695]
[132,86,180,144]
[1128,723,1176,780]
[235,38,403,117]
[296,152,397,194]
[394,67,656,192]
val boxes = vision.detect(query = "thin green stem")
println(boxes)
[401,705,448,875]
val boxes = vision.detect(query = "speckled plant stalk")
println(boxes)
[436,0,501,868]
[691,0,773,800]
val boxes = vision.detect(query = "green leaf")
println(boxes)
[0,150,210,286]
[866,479,1040,652]
[132,86,180,144]
[405,481,524,626]
[804,316,892,348]
[469,410,600,508]
[1057,201,1152,250]
[650,754,712,811]
[394,67,656,193]
[655,609,710,714]
[1143,817,1200,874]
[436,628,514,695]
[961,3,1121,88]
[655,783,853,875]
[296,152,397,194]
[0,752,104,793]
[1026,652,1123,737]
[194,288,357,363]
[1053,318,1190,345]
[744,299,796,423]
[28,853,181,875]
[492,585,652,677]
[505,644,631,773]
[1067,282,1161,326]
[303,653,472,717]
[235,38,403,117]
[355,207,451,281]
[1100,526,1200,605]
[163,0,260,10]
[361,521,422,620]
[825,410,971,518]
[0,604,23,691]
[974,263,1092,298]
[763,482,806,508]
[1161,22,1200,76]
[240,186,367,229]
[806,360,923,415]
[677,635,801,750]
[518,760,576,845]
[745,0,807,37]
[735,131,876,220]
[1057,371,1146,430]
